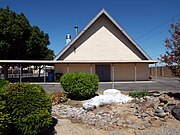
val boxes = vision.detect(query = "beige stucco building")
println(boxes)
[53,9,156,82]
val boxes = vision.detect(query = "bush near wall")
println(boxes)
[0,79,9,90]
[4,83,52,135]
[60,72,99,99]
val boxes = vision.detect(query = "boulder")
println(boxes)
[103,89,121,96]
[171,105,180,120]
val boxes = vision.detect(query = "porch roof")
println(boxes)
[0,60,157,64]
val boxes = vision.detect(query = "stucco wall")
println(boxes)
[54,64,67,74]
[54,64,94,74]
[136,63,149,80]
[113,64,135,81]
[55,63,149,81]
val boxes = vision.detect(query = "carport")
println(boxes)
[0,60,63,83]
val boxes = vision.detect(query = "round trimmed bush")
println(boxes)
[4,83,52,135]
[60,72,99,99]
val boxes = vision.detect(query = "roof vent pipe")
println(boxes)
[74,26,78,36]
[66,34,71,45]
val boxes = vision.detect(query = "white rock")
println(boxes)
[103,89,121,96]
[83,90,132,110]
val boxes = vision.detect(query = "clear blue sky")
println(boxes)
[1,0,180,60]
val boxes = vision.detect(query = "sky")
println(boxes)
[0,0,180,61]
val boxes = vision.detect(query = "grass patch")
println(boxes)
[129,90,150,98]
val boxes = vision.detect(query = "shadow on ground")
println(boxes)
[167,92,180,100]
[41,117,58,135]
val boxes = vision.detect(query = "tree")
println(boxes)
[0,7,54,60]
[0,7,54,78]
[160,20,180,77]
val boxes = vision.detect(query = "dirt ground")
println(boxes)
[53,118,135,135]
[51,118,180,135]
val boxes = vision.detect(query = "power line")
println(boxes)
[134,13,180,40]
[138,28,167,43]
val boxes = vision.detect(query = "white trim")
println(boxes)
[0,59,157,64]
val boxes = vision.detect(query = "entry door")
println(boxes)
[95,65,110,82]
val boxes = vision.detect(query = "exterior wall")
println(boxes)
[68,64,92,73]
[111,63,149,81]
[54,64,94,74]
[113,64,135,81]
[136,63,149,80]
[54,64,67,74]
[55,63,149,81]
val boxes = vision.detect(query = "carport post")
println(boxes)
[134,63,137,82]
[112,64,115,89]
[19,64,22,82]
[161,66,164,76]
[66,64,69,73]
[155,63,157,82]
[90,64,93,73]
[43,65,46,83]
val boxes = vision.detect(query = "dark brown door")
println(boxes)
[95,65,110,82]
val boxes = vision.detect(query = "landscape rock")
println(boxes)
[154,112,166,118]
[103,89,121,96]
[155,108,164,113]
[171,105,180,120]
[159,97,168,104]
[83,91,132,110]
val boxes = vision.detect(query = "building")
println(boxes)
[53,9,156,82]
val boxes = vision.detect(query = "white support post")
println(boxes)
[134,63,137,82]
[161,66,164,76]
[67,64,69,73]
[90,64,93,73]
[43,65,46,83]
[19,64,22,82]
[112,64,115,89]
[155,63,157,82]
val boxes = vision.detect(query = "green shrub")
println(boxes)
[0,79,9,91]
[0,93,11,135]
[4,83,52,135]
[60,72,99,99]
[129,90,150,98]
[0,80,10,135]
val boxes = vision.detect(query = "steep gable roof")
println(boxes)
[53,9,152,61]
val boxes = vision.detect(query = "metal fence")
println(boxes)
[0,65,54,83]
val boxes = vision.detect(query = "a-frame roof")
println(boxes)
[53,9,153,62]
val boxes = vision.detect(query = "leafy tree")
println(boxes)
[160,20,180,77]
[0,7,54,78]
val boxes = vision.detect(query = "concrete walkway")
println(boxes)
[40,77,180,92]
